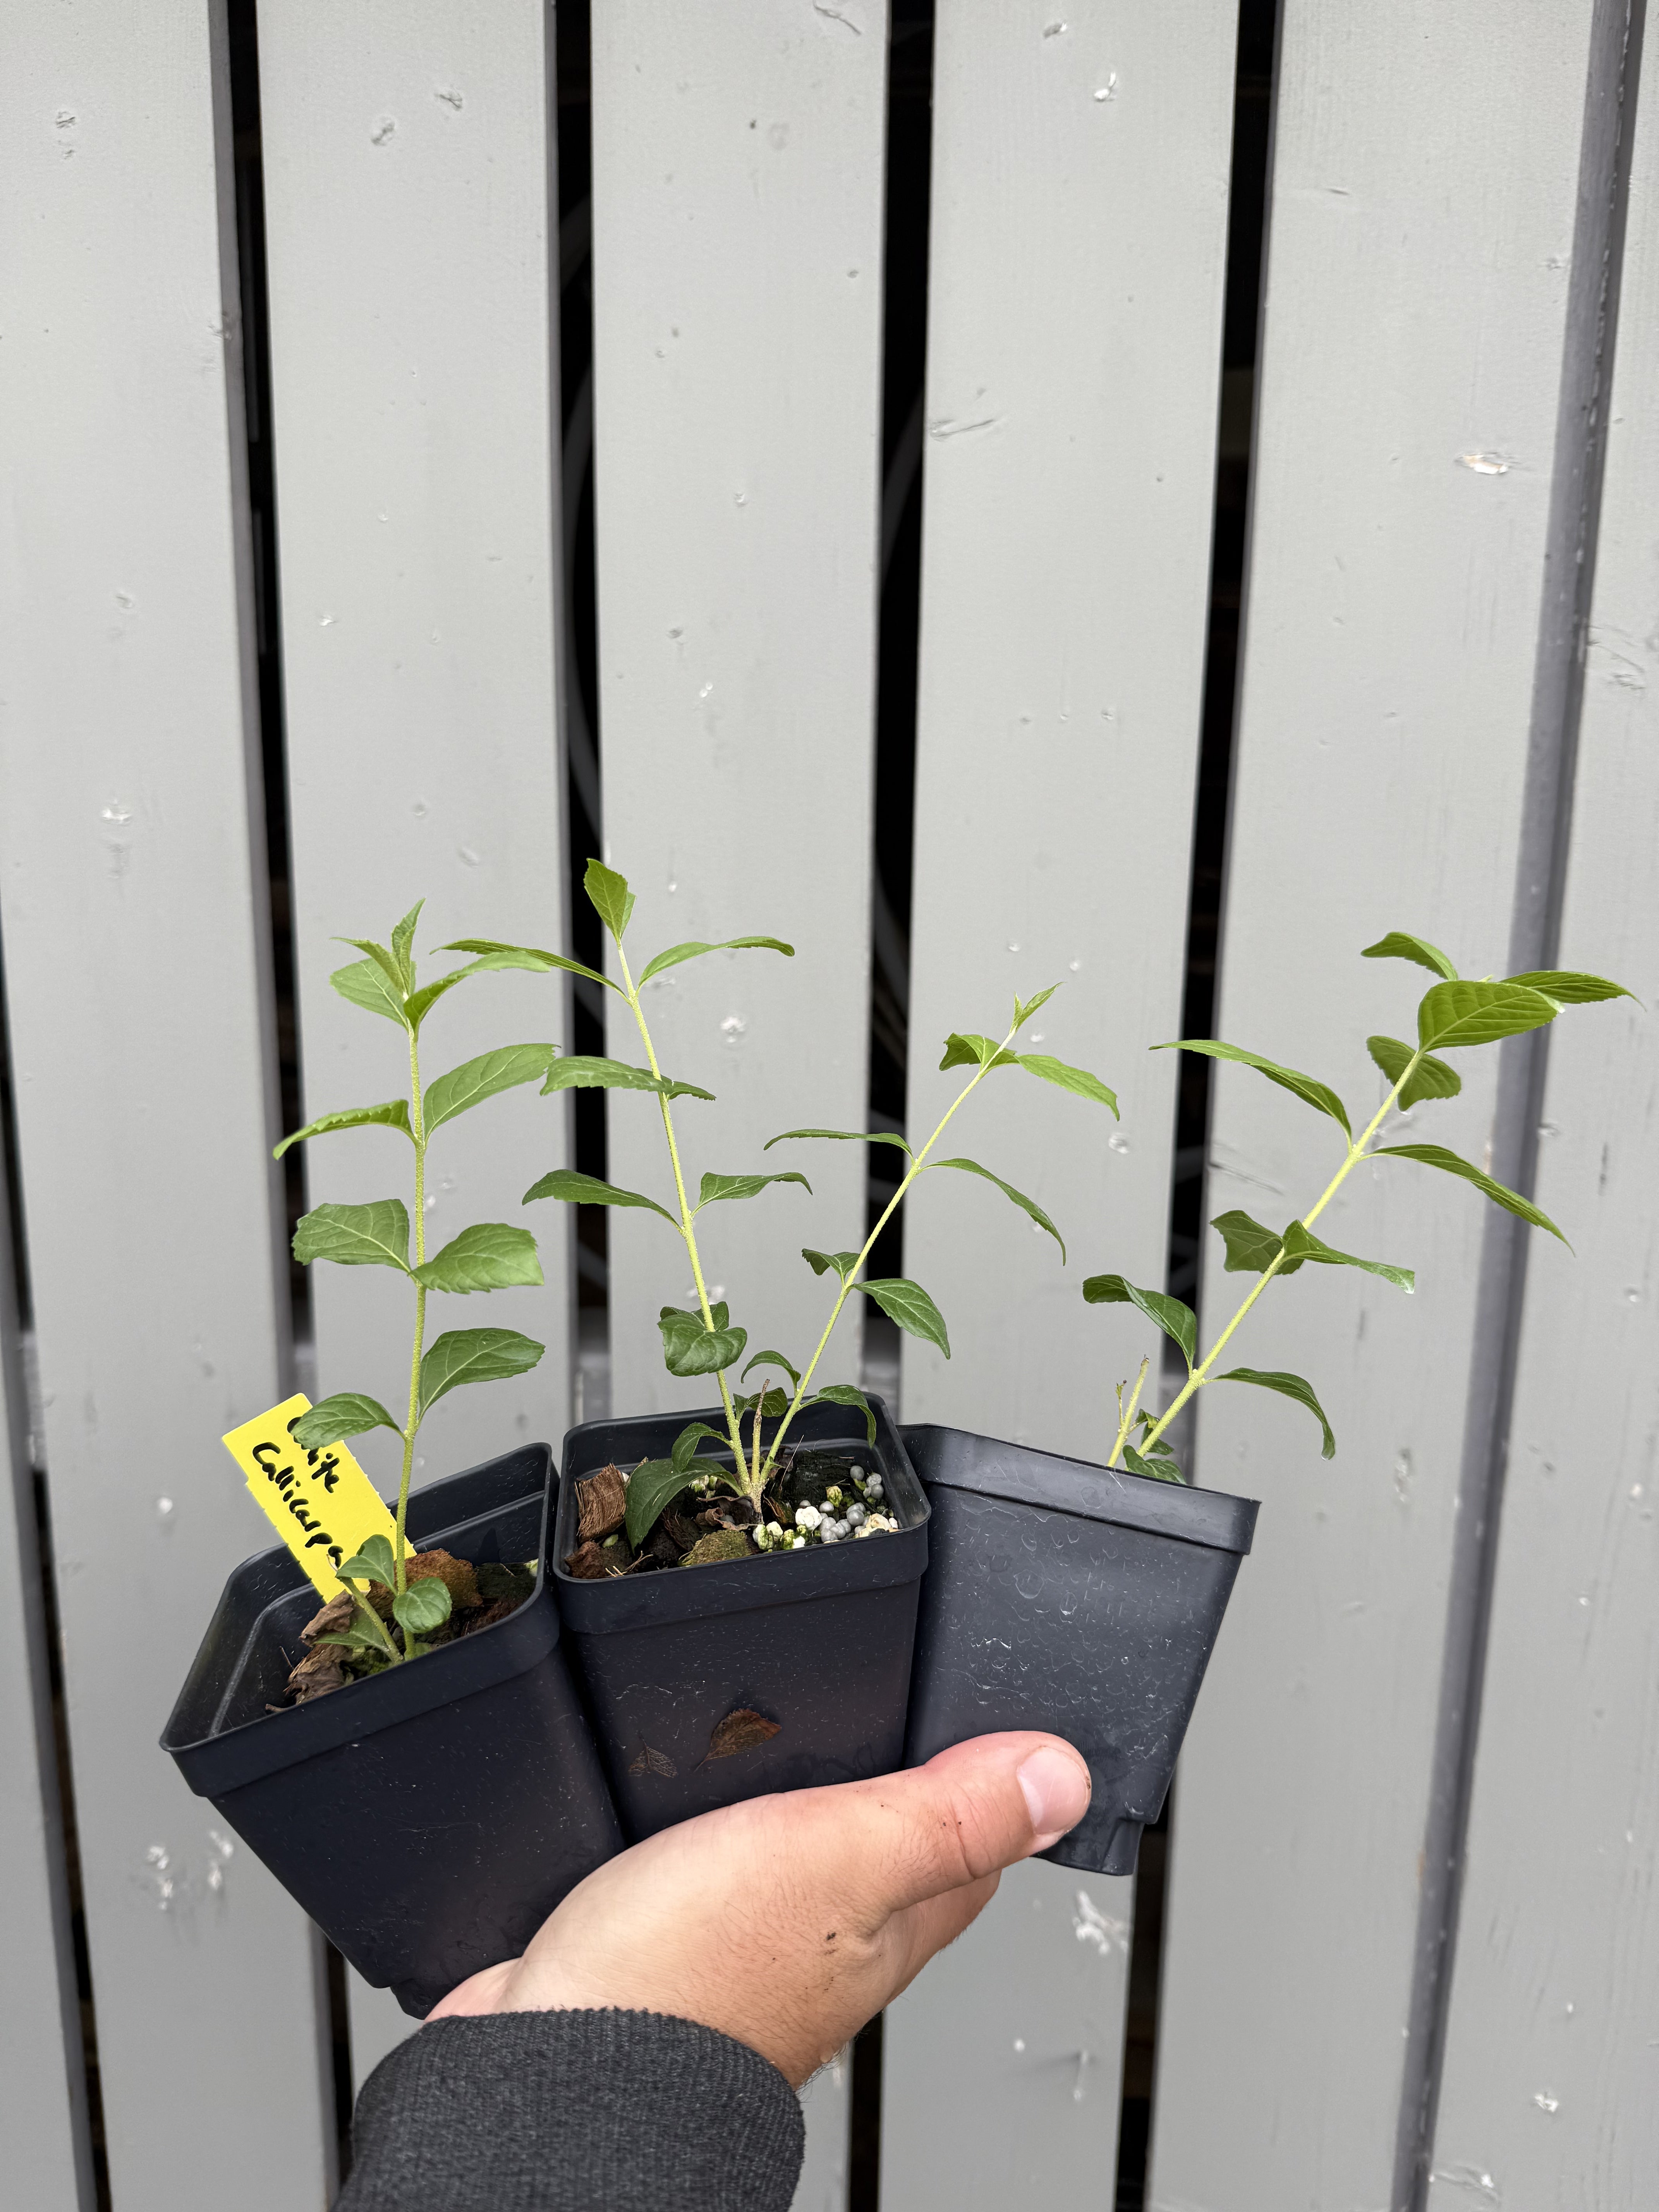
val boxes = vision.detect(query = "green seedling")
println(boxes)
[468,859,1115,1548]
[274,903,553,1657]
[1084,934,1634,1480]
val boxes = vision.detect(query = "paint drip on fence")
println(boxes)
[222,1394,399,1598]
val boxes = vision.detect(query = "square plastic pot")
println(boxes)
[553,1396,928,1840]
[162,1444,624,2016]
[900,1424,1257,1878]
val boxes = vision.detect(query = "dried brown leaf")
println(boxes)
[628,1743,678,1779]
[577,1462,629,1542]
[704,1709,781,1762]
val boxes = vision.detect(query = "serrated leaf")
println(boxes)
[672,1420,731,1472]
[704,1709,781,1761]
[1416,981,1561,1052]
[1013,1054,1120,1117]
[1503,969,1636,1005]
[1374,1143,1568,1243]
[522,1168,677,1223]
[1154,1040,1350,1135]
[273,1100,412,1159]
[405,962,496,1030]
[741,1349,802,1390]
[424,1046,556,1135]
[393,1578,452,1635]
[764,1126,913,1156]
[855,1277,950,1358]
[441,937,623,997]
[1216,1367,1336,1458]
[1362,931,1459,980]
[336,936,406,996]
[292,1393,403,1449]
[1081,1273,1198,1368]
[1123,1444,1185,1485]
[390,902,423,990]
[696,1170,812,1209]
[1013,983,1061,1030]
[330,955,409,1027]
[418,1328,544,1415]
[931,1156,1066,1261]
[412,1223,543,1294]
[293,1200,410,1272]
[339,1533,397,1588]
[1366,1034,1462,1108]
[735,1385,789,1422]
[1211,1209,1298,1276]
[629,1742,678,1779]
[1281,1220,1413,1292]
[637,936,796,985]
[314,1627,390,1655]
[809,1383,877,1444]
[541,1054,714,1103]
[657,1305,747,1377]
[940,1031,1020,1072]
[584,858,635,941]
[802,1247,860,1282]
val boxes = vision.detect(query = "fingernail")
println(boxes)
[1017,1745,1091,1848]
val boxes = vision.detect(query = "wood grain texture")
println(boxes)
[591,0,887,1415]
[900,0,1237,1460]
[1426,19,1659,2202]
[881,1861,1133,2206]
[260,0,575,1495]
[0,6,331,2202]
[1148,8,1599,2208]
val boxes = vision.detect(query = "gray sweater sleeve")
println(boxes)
[335,2009,806,2212]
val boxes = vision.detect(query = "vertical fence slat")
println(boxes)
[260,2,574,1537]
[792,2054,852,2212]
[591,0,888,1417]
[886,6,1236,2190]
[1425,19,1659,2199]
[1149,10,1600,2208]
[0,6,332,2203]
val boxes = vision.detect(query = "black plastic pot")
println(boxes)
[162,1444,623,2016]
[554,1397,928,1840]
[900,1424,1257,1878]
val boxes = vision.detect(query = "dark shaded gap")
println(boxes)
[847,2011,886,2212]
[1114,5,1281,2209]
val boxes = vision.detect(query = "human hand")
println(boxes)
[429,1731,1091,2086]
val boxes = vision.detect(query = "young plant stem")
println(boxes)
[1108,1357,1149,1466]
[613,943,749,1472]
[756,1026,1021,1488]
[395,1024,430,1602]
[1124,1054,1420,1464]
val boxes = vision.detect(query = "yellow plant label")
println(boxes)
[222,1394,399,1599]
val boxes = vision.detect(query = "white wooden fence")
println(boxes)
[2,4,1655,2209]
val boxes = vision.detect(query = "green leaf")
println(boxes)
[735,1385,789,1422]
[1503,969,1637,1005]
[440,938,622,997]
[802,1247,860,1282]
[1362,931,1459,980]
[314,1626,391,1656]
[624,1456,742,1547]
[808,1382,877,1445]
[1081,1274,1198,1368]
[1280,1220,1414,1292]
[390,902,423,991]
[672,1420,731,1473]
[854,1277,950,1358]
[424,1046,556,1135]
[1373,1143,1568,1243]
[940,1032,1019,1072]
[522,1168,677,1223]
[1153,1040,1350,1136]
[931,1156,1066,1261]
[1013,984,1061,1030]
[741,1348,802,1390]
[541,1054,714,1103]
[1366,1034,1462,1108]
[658,1304,747,1377]
[392,1578,452,1635]
[339,1533,397,1588]
[405,963,494,1030]
[418,1328,545,1415]
[584,858,635,941]
[273,1100,412,1159]
[293,1200,410,1271]
[696,1170,813,1209]
[292,1393,403,1449]
[1013,1054,1120,1118]
[1417,981,1561,1052]
[330,955,409,1028]
[637,936,796,986]
[1215,1367,1336,1458]
[412,1223,543,1294]
[1123,1443,1185,1485]
[764,1126,913,1156]
[336,937,407,996]
[1211,1209,1297,1276]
